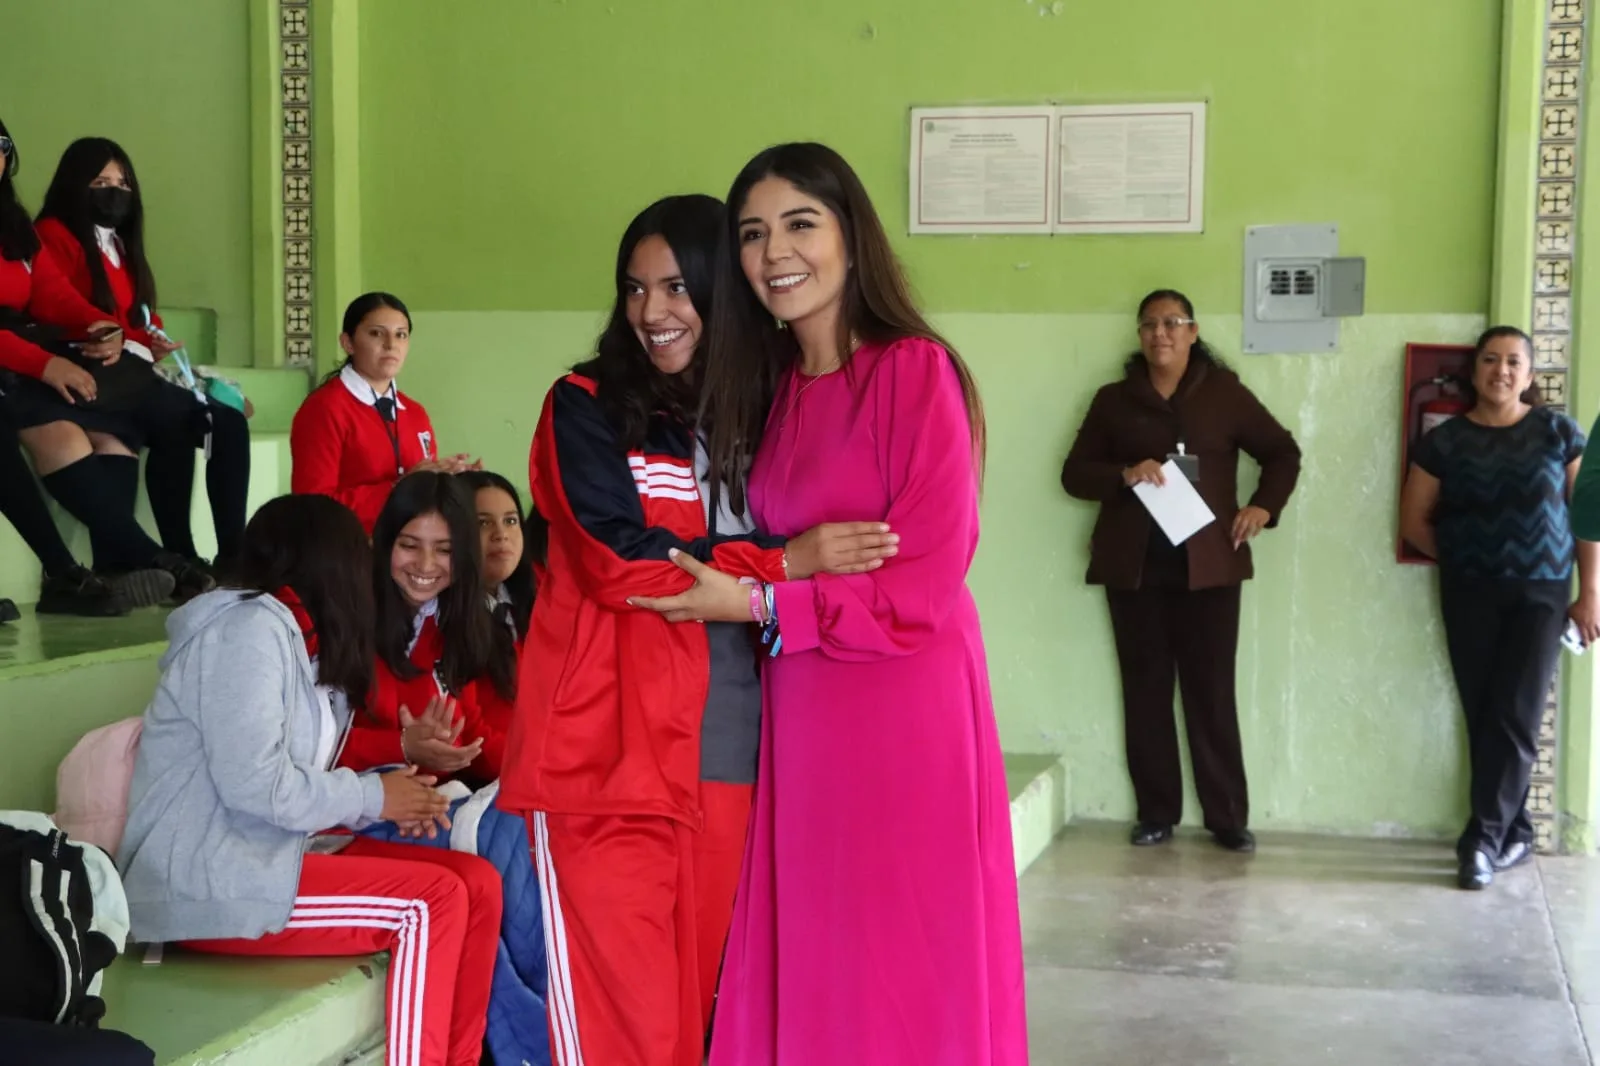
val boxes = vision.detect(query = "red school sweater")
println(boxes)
[0,246,107,379]
[290,372,437,532]
[34,218,162,350]
[337,613,505,785]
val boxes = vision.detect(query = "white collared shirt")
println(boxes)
[339,363,406,411]
[406,596,440,656]
[94,226,121,268]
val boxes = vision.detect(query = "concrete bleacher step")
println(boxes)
[2,610,1070,1065]
[100,954,386,1066]
[0,432,294,607]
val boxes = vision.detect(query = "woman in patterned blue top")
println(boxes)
[1400,325,1597,891]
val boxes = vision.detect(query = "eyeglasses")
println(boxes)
[1138,316,1195,335]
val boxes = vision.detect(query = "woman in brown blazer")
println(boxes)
[1062,289,1301,852]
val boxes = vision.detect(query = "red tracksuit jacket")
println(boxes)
[0,246,107,379]
[497,372,785,828]
[34,218,163,350]
[290,371,437,531]
[337,613,506,785]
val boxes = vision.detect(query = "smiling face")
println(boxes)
[475,486,524,589]
[390,510,453,608]
[1137,296,1199,374]
[623,234,701,375]
[1472,333,1533,408]
[736,176,850,331]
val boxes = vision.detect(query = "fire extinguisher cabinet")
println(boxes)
[1398,342,1476,564]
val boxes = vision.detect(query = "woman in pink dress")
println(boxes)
[632,142,1029,1066]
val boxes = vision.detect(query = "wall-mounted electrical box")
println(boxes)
[1242,224,1366,354]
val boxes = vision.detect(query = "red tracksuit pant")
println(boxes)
[531,781,753,1066]
[186,837,502,1066]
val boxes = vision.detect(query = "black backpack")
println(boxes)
[0,817,124,1027]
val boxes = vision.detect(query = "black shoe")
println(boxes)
[0,598,18,623]
[1494,840,1535,871]
[1130,823,1174,846]
[100,568,178,611]
[1458,849,1495,890]
[1213,828,1257,853]
[155,552,216,604]
[37,566,130,617]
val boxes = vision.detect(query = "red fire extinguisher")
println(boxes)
[1413,375,1469,446]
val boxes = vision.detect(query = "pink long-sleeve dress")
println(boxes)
[709,338,1029,1066]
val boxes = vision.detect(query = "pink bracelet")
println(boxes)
[749,584,768,624]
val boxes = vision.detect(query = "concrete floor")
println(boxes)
[1022,825,1600,1065]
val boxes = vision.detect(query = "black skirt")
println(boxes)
[0,373,147,449]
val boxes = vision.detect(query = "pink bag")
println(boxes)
[53,717,142,855]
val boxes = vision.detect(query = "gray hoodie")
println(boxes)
[117,590,387,943]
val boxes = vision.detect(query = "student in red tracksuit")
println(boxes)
[291,293,477,532]
[118,494,500,1066]
[498,195,897,1066]
[338,471,513,790]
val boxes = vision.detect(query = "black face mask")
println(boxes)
[86,186,133,228]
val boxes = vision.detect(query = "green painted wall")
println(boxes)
[361,1,1510,837]
[359,0,1500,316]
[0,1,255,363]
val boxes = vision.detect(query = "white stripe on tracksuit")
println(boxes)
[532,813,587,1066]
[286,896,431,1066]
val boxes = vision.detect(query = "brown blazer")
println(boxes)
[1061,358,1301,591]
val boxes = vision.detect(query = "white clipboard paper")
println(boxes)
[1131,461,1215,545]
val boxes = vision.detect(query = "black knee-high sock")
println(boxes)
[42,456,163,572]
[144,437,199,559]
[204,403,250,562]
[0,440,79,578]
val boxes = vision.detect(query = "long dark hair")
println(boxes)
[1464,324,1540,406]
[372,472,513,701]
[37,137,156,315]
[456,469,541,641]
[1124,289,1228,374]
[321,291,412,385]
[0,116,40,262]
[577,194,724,450]
[701,142,986,512]
[226,494,375,705]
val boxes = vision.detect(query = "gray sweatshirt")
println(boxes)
[116,590,387,943]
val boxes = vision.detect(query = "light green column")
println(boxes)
[1490,0,1544,326]
[1568,6,1600,854]
[314,0,364,376]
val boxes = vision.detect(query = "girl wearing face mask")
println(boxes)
[336,472,511,790]
[631,145,1028,1066]
[35,137,253,572]
[499,194,897,1066]
[291,293,478,532]
[1401,326,1595,891]
[0,118,185,611]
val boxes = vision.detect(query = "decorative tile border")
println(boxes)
[280,0,313,368]
[1532,0,1586,852]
